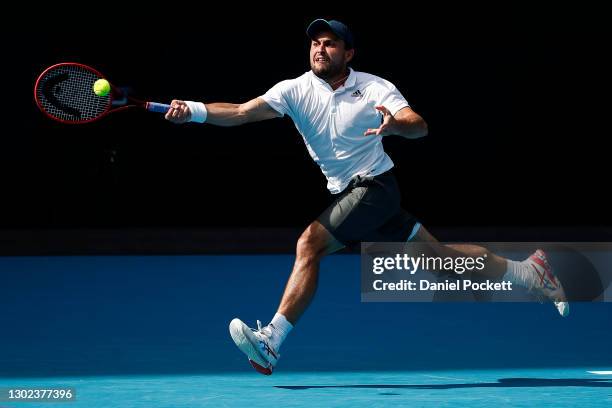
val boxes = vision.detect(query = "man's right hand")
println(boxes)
[164,100,192,124]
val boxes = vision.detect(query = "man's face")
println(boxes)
[309,31,354,80]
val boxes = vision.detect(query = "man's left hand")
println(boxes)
[364,105,396,137]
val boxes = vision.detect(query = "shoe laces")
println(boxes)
[254,320,278,358]
[255,320,273,338]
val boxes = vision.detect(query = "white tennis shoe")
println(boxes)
[229,318,279,375]
[526,249,569,317]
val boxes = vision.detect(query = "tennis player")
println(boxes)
[165,19,569,375]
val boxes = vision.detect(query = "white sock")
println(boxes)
[268,313,293,351]
[503,259,534,289]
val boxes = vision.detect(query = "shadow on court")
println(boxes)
[276,378,612,390]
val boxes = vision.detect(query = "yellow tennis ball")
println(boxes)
[93,79,111,97]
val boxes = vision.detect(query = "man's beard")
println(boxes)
[311,58,345,81]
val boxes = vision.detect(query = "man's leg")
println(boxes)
[411,225,568,316]
[411,225,508,279]
[277,220,344,324]
[228,220,344,375]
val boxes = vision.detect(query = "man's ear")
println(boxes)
[346,48,355,63]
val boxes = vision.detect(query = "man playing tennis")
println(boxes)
[165,19,569,375]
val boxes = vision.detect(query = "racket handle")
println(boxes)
[145,102,171,113]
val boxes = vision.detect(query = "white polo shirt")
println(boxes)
[261,68,410,194]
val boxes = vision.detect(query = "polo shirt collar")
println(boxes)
[310,68,356,93]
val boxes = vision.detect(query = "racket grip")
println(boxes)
[145,102,171,113]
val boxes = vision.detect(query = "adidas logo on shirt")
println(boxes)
[351,89,362,97]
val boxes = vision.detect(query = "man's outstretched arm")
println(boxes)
[165,97,281,126]
[364,106,428,139]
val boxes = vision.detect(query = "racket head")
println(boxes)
[34,62,113,124]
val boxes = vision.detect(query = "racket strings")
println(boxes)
[36,65,111,122]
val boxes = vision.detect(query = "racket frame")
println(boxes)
[34,62,167,124]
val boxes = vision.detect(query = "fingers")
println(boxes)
[170,100,185,120]
[365,105,393,136]
[164,100,181,121]
[375,105,391,116]
[364,123,389,136]
[364,127,381,136]
[164,99,191,123]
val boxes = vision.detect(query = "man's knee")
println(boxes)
[296,223,328,261]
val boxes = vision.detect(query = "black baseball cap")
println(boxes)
[306,19,354,49]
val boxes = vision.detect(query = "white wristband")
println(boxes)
[184,101,208,123]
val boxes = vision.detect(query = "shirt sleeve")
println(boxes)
[377,80,410,116]
[260,79,295,117]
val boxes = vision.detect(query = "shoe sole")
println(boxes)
[229,318,270,369]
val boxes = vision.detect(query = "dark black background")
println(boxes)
[4,8,609,231]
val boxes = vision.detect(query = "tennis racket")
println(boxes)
[34,62,171,124]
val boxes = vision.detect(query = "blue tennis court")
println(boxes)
[1,369,611,407]
[1,255,611,406]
